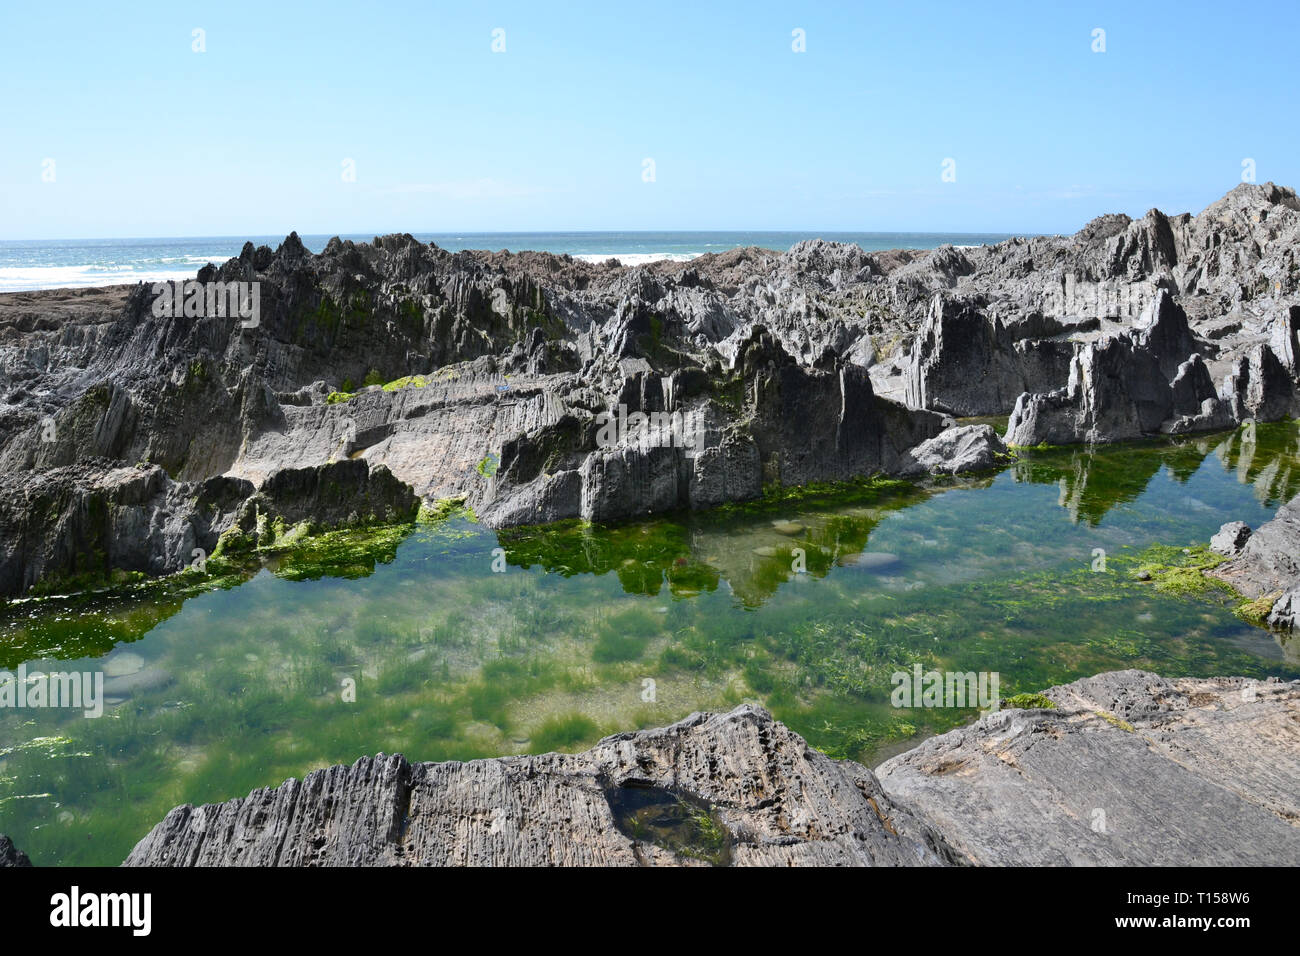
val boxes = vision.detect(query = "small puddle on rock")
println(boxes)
[605,782,733,866]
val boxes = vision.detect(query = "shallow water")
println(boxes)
[2,423,1298,865]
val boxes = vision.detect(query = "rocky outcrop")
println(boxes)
[1209,520,1252,555]
[477,329,946,526]
[0,835,31,867]
[121,671,1300,867]
[0,457,418,597]
[4,183,1300,593]
[1002,290,1233,445]
[0,459,249,596]
[903,294,1074,416]
[875,670,1300,866]
[1209,493,1300,629]
[237,459,419,531]
[898,424,1009,477]
[124,705,959,867]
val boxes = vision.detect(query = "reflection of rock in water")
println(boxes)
[103,667,173,698]
[1214,426,1300,506]
[1277,630,1299,665]
[839,552,900,571]
[102,651,145,678]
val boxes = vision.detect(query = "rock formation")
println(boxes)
[117,671,1299,867]
[3,182,1300,595]
[123,705,959,867]
[876,670,1300,866]
[1209,493,1300,630]
[0,458,417,596]
[0,834,30,867]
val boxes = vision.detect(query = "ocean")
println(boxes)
[0,231,1018,293]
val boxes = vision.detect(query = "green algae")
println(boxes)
[1236,592,1280,627]
[1002,693,1056,710]
[1097,710,1137,733]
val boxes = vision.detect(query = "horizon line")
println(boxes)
[0,227,1041,245]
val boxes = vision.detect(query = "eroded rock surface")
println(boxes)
[4,183,1300,594]
[0,457,417,596]
[0,834,31,867]
[124,705,958,867]
[875,670,1300,866]
[898,423,1009,477]
[1209,493,1300,630]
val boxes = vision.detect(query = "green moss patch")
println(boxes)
[1002,692,1056,710]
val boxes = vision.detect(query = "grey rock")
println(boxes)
[0,834,31,867]
[124,705,959,867]
[903,295,1027,416]
[1004,290,1219,445]
[4,182,1300,591]
[1209,520,1252,556]
[1222,342,1296,424]
[0,459,250,596]
[1209,493,1300,625]
[123,671,1300,868]
[898,424,1009,476]
[875,670,1300,866]
[0,456,418,597]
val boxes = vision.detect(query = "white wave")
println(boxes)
[0,265,203,294]
[571,252,701,266]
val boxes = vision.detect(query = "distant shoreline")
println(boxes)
[0,231,1018,294]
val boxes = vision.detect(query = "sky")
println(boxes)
[2,0,1298,239]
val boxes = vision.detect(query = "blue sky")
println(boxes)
[2,0,1297,238]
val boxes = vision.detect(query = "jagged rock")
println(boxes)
[1005,336,1166,445]
[479,332,942,526]
[1004,290,1228,445]
[904,296,1022,415]
[1209,493,1300,628]
[1222,342,1296,423]
[0,834,31,867]
[1209,520,1252,555]
[237,459,420,531]
[1132,289,1201,381]
[902,295,1078,417]
[0,459,250,596]
[3,183,1300,591]
[898,424,1009,476]
[0,456,418,597]
[739,328,945,487]
[124,705,959,867]
[1167,353,1219,417]
[875,670,1300,866]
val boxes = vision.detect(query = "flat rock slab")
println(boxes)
[123,705,958,867]
[875,669,1300,866]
